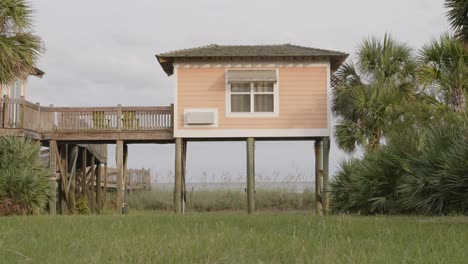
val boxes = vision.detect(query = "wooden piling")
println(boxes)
[96,162,101,214]
[182,140,187,213]
[123,144,128,213]
[60,144,68,214]
[246,137,255,214]
[103,163,108,205]
[314,139,323,215]
[116,140,124,214]
[90,156,95,213]
[174,138,182,214]
[48,140,58,215]
[81,148,87,199]
[323,137,330,214]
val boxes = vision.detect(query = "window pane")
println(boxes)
[253,82,274,92]
[231,83,250,93]
[254,94,274,112]
[231,94,250,112]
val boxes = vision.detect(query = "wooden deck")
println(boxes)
[0,96,174,143]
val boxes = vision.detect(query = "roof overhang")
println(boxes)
[155,55,175,76]
[32,67,45,78]
[155,55,348,77]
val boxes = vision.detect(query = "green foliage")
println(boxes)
[331,113,468,215]
[418,33,468,112]
[0,0,42,84]
[75,196,91,215]
[445,0,468,43]
[398,116,468,214]
[333,34,417,153]
[0,136,53,214]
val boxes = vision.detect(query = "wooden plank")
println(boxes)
[56,144,69,204]
[67,146,79,213]
[247,137,255,214]
[174,138,182,214]
[314,139,323,215]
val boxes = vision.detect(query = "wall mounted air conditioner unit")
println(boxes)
[184,109,218,127]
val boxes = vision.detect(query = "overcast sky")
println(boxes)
[28,0,449,183]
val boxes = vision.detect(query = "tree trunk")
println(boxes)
[450,88,466,112]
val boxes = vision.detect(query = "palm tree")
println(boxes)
[332,34,417,153]
[445,0,468,45]
[0,0,42,85]
[418,34,467,112]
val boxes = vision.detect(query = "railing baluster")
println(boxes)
[1,102,173,132]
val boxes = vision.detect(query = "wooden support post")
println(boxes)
[181,140,187,213]
[123,144,128,213]
[96,162,101,214]
[174,138,182,214]
[103,163,108,205]
[314,139,323,215]
[90,156,95,213]
[246,137,255,214]
[81,148,87,199]
[323,137,331,214]
[49,140,58,215]
[60,144,68,214]
[116,140,124,214]
[67,146,79,213]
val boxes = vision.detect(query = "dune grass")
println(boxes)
[0,212,467,263]
[125,189,314,212]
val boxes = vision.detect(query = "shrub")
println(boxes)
[398,119,468,214]
[330,113,468,215]
[0,136,53,215]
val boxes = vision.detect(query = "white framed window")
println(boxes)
[226,70,279,117]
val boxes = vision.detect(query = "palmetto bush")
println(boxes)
[331,112,468,215]
[330,140,413,214]
[399,117,468,214]
[0,136,53,215]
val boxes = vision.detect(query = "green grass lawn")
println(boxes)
[0,212,467,264]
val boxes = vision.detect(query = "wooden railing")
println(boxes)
[104,167,151,190]
[0,96,173,133]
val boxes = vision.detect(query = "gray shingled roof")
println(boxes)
[156,44,348,76]
[159,44,346,57]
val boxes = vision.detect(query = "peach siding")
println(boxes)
[176,67,328,130]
